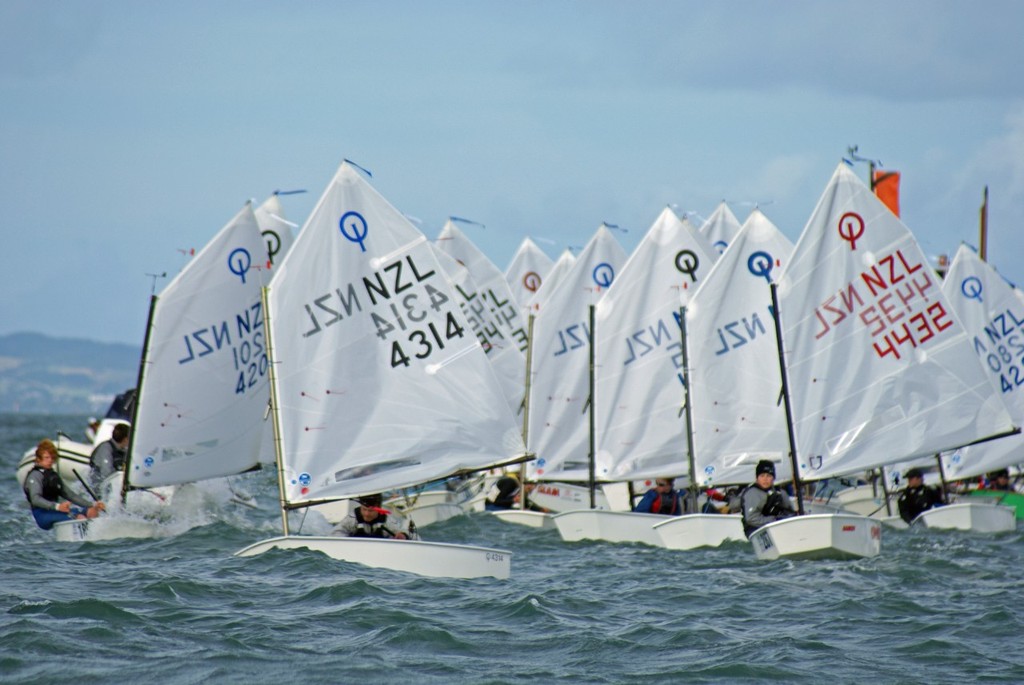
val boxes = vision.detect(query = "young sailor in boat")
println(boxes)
[897,468,945,523]
[331,494,418,540]
[739,460,796,538]
[985,468,1015,492]
[24,440,105,530]
[485,474,549,512]
[89,422,130,487]
[633,477,687,515]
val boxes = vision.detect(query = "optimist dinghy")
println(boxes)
[233,160,529,579]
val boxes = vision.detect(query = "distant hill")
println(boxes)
[0,332,139,414]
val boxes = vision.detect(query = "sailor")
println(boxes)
[740,460,796,537]
[897,468,945,523]
[89,422,130,486]
[633,477,686,515]
[485,474,548,512]
[485,475,522,510]
[986,468,1014,492]
[24,440,104,530]
[331,494,417,540]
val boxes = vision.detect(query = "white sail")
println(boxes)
[129,203,270,487]
[938,244,1024,480]
[526,225,627,481]
[255,193,297,267]
[698,201,743,256]
[505,236,554,308]
[430,244,524,413]
[593,208,717,482]
[524,248,577,317]
[776,162,1016,481]
[435,220,528,406]
[266,161,526,504]
[688,209,795,487]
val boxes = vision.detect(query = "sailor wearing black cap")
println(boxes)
[896,468,944,524]
[739,459,796,538]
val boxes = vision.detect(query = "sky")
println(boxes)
[3,1,1024,346]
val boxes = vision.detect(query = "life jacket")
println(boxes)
[89,440,127,472]
[348,509,395,538]
[112,444,127,471]
[649,492,678,515]
[23,466,61,505]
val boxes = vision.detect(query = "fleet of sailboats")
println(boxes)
[22,158,1024,574]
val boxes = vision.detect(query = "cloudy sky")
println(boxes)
[3,1,1023,345]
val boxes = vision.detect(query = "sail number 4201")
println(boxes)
[390,312,466,368]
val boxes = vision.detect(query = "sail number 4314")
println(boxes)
[390,313,466,368]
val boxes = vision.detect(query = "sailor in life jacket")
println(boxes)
[331,493,418,540]
[24,439,105,530]
[633,477,686,516]
[89,422,130,488]
[740,459,796,538]
[896,467,945,523]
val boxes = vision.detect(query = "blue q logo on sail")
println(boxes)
[339,211,369,252]
[227,248,252,284]
[592,263,615,289]
[747,251,774,282]
[960,276,983,303]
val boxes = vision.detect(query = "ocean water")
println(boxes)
[3,414,1023,685]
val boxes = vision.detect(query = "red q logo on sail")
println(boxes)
[523,271,541,292]
[837,212,865,251]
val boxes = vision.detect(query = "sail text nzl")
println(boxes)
[621,313,685,386]
[177,300,263,365]
[299,254,437,338]
[713,307,773,356]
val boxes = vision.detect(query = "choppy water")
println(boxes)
[3,414,1024,684]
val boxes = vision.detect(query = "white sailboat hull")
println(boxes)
[53,516,161,543]
[489,510,556,529]
[552,510,670,546]
[653,514,746,550]
[234,536,512,579]
[750,514,882,561]
[387,490,456,509]
[914,502,1016,533]
[529,482,610,513]
[880,515,909,530]
[397,502,465,529]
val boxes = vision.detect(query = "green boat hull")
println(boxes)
[965,489,1024,519]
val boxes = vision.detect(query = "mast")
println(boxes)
[934,454,950,504]
[879,468,894,516]
[121,294,158,504]
[518,314,535,510]
[261,285,290,535]
[979,186,989,262]
[679,306,698,512]
[587,304,596,510]
[769,283,805,515]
